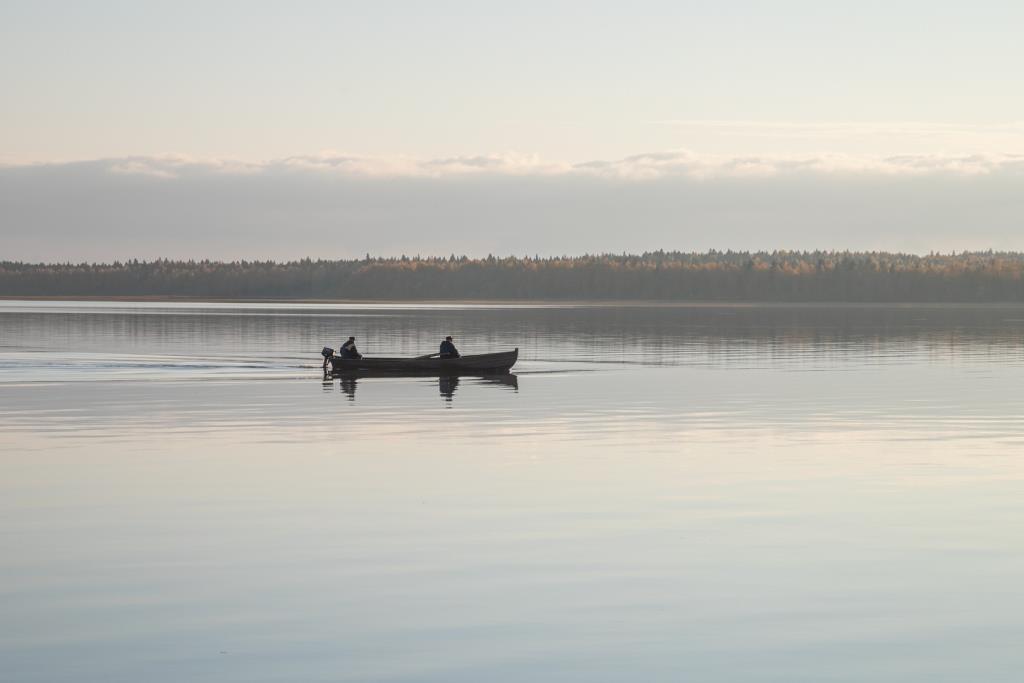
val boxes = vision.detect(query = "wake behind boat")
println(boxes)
[326,348,518,376]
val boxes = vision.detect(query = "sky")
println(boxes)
[2,1,1023,260]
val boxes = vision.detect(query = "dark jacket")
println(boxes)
[340,341,362,359]
[439,340,459,358]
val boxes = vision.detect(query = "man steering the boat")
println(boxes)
[340,336,362,359]
[439,336,460,359]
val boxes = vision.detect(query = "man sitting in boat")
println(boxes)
[439,336,460,359]
[340,337,362,359]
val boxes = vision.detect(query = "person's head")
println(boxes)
[348,336,355,342]
[445,336,453,341]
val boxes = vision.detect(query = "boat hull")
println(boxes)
[329,348,518,376]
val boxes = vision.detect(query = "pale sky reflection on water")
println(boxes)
[3,302,1024,682]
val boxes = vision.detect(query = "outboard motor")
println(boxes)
[321,347,334,373]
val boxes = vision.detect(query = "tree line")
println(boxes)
[4,251,1024,302]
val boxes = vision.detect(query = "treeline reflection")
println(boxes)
[7,303,1024,369]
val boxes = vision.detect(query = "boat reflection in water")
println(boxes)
[340,375,358,401]
[440,373,518,403]
[326,373,518,403]
[439,375,459,401]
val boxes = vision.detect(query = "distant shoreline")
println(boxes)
[6,252,1024,303]
[5,296,1024,309]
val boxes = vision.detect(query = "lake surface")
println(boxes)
[3,300,1024,682]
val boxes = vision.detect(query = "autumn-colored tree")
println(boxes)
[4,252,1024,301]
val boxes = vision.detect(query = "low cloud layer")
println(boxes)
[3,151,1024,261]
[80,150,1024,181]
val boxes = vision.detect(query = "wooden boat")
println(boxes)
[328,348,518,375]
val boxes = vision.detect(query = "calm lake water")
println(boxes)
[3,300,1024,682]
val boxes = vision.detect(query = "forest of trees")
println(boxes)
[5,251,1024,302]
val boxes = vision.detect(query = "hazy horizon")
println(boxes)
[4,152,1024,262]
